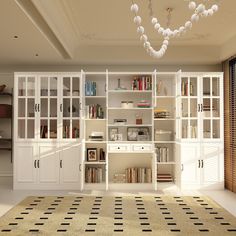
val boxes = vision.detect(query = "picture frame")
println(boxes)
[87,148,97,162]
[109,128,118,141]
[127,127,150,141]
[99,148,106,162]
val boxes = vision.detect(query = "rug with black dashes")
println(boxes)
[0,196,236,236]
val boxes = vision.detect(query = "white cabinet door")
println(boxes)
[201,143,224,187]
[14,145,37,183]
[181,143,201,187]
[60,143,82,185]
[38,144,60,184]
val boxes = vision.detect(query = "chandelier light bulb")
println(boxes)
[191,13,200,22]
[189,1,197,10]
[196,4,205,14]
[202,10,209,17]
[158,27,164,34]
[131,4,139,13]
[137,26,144,34]
[185,21,192,29]
[212,5,219,12]
[152,17,158,25]
[154,23,160,30]
[134,16,142,25]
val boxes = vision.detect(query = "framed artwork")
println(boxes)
[87,148,97,162]
[127,127,150,141]
[109,128,118,141]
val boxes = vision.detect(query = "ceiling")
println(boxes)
[0,0,236,66]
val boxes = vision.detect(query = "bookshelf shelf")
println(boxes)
[84,162,106,165]
[108,90,152,93]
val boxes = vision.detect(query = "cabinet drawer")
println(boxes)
[132,144,153,151]
[109,144,130,152]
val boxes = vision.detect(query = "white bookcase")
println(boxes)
[13,71,224,190]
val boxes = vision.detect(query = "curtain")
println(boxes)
[224,58,236,193]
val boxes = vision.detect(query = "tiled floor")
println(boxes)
[0,177,236,218]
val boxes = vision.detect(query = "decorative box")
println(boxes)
[113,173,126,183]
[0,104,12,118]
[155,130,172,141]
[121,101,133,108]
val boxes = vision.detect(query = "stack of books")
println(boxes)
[85,167,103,183]
[154,109,170,118]
[85,81,97,96]
[131,76,152,91]
[89,132,104,141]
[86,104,104,119]
[125,167,152,183]
[137,100,151,108]
[157,174,173,182]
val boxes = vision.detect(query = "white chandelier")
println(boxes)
[131,1,219,59]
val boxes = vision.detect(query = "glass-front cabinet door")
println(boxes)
[39,76,59,139]
[180,76,199,140]
[201,75,221,140]
[62,76,80,139]
[17,75,37,140]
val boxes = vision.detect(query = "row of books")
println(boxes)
[157,173,173,182]
[156,147,170,162]
[181,81,194,96]
[85,81,97,96]
[63,125,80,138]
[154,109,171,118]
[125,167,152,183]
[137,100,151,108]
[86,104,104,119]
[182,125,197,138]
[85,167,103,183]
[132,76,152,91]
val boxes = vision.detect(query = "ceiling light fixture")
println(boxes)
[131,0,219,59]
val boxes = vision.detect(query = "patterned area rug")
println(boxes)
[0,195,236,235]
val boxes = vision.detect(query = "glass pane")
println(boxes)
[212,77,219,96]
[63,98,70,117]
[190,120,197,139]
[182,120,188,138]
[18,77,26,96]
[50,77,57,96]
[72,99,80,118]
[63,120,70,138]
[40,119,48,139]
[72,77,80,96]
[72,120,80,138]
[181,99,188,117]
[18,120,25,138]
[27,98,35,118]
[203,77,210,96]
[18,98,25,117]
[212,98,220,117]
[50,120,57,139]
[213,120,220,139]
[41,77,48,96]
[63,77,71,96]
[203,120,211,139]
[27,77,35,96]
[181,77,188,96]
[27,120,34,138]
[50,98,57,117]
[190,98,197,117]
[41,98,48,117]
[190,77,197,96]
[203,98,211,118]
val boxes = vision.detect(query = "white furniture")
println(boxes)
[13,71,224,190]
[14,73,83,189]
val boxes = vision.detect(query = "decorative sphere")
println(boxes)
[131,4,139,13]
[163,40,169,46]
[154,23,160,30]
[162,44,167,51]
[152,17,158,25]
[212,4,218,12]
[201,10,209,17]
[144,41,151,49]
[185,21,192,29]
[189,1,196,10]
[179,26,185,33]
[134,16,142,25]
[191,13,200,22]
[196,4,205,14]
[163,29,168,37]
[137,26,144,34]
[173,30,179,37]
[158,27,164,34]
[140,34,148,43]
[208,9,214,16]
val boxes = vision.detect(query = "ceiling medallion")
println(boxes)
[131,1,219,59]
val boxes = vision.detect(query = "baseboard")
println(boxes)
[0,171,13,177]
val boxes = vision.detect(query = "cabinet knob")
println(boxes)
[118,147,120,149]
[142,147,144,149]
